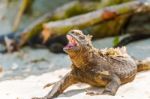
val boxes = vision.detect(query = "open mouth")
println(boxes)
[64,34,79,50]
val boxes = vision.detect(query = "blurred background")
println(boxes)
[0,0,150,81]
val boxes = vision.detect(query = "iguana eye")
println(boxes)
[71,31,80,34]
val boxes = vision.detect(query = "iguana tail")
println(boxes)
[137,58,150,72]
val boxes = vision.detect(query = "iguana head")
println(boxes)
[63,30,93,56]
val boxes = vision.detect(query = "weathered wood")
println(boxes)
[13,0,34,32]
[19,0,132,46]
[42,1,144,41]
[19,1,100,46]
[83,14,130,39]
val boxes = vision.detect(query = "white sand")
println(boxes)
[0,69,150,99]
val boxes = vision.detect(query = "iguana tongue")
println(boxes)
[66,43,75,48]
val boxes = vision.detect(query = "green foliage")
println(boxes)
[113,36,120,47]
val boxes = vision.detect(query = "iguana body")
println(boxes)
[34,30,150,99]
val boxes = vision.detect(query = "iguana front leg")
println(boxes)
[86,73,121,96]
[103,74,121,95]
[33,72,78,99]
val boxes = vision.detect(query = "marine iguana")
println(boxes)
[33,30,150,99]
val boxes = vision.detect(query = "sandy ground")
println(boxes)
[0,68,150,99]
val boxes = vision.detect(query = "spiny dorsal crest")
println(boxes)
[86,34,93,41]
[100,46,129,57]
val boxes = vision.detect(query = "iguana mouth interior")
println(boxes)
[64,34,79,49]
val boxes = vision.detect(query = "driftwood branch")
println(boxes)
[19,1,100,46]
[83,14,130,39]
[13,0,34,32]
[19,0,132,46]
[41,1,145,41]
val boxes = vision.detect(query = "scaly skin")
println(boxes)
[33,30,150,99]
